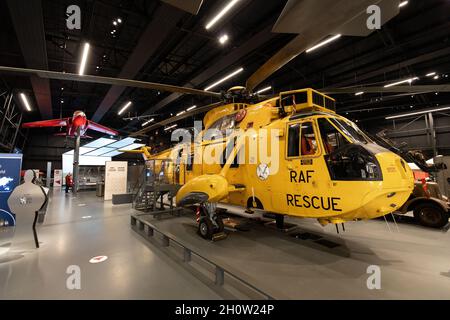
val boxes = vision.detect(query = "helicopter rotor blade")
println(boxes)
[0,66,221,98]
[245,0,390,92]
[131,101,223,137]
[322,85,450,94]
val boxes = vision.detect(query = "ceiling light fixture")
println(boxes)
[186,105,197,111]
[118,101,132,115]
[385,106,450,120]
[256,86,272,94]
[117,18,122,23]
[355,91,364,96]
[384,77,419,88]
[306,34,341,53]
[164,124,177,131]
[204,67,244,91]
[433,75,440,80]
[142,118,155,127]
[78,42,90,75]
[113,21,117,26]
[20,93,32,111]
[176,111,186,117]
[218,34,229,44]
[399,1,408,8]
[426,72,436,77]
[205,0,240,30]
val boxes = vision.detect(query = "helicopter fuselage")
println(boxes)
[148,89,414,225]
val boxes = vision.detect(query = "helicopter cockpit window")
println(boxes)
[287,123,300,157]
[300,122,318,156]
[318,118,349,154]
[319,118,382,181]
[328,118,371,144]
[207,114,236,140]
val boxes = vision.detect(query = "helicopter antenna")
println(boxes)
[390,213,400,232]
[383,215,392,233]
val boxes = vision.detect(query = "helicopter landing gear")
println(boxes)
[275,214,284,229]
[197,203,225,240]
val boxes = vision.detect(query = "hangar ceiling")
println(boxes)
[0,0,449,138]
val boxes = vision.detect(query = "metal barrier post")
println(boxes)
[161,234,169,247]
[146,225,154,237]
[215,267,225,286]
[183,248,191,262]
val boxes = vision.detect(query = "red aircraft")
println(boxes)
[22,110,118,137]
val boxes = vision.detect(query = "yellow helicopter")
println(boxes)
[127,87,414,239]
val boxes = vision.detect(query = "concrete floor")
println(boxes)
[0,190,221,299]
[142,204,450,299]
[1,190,449,299]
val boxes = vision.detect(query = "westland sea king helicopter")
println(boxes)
[2,0,448,239]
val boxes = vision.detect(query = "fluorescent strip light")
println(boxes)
[426,72,436,77]
[204,67,243,91]
[176,111,186,117]
[118,101,132,115]
[78,42,90,75]
[20,93,32,111]
[306,34,341,53]
[256,86,272,94]
[141,118,155,127]
[384,77,419,88]
[164,124,177,131]
[355,91,364,96]
[186,105,197,111]
[205,0,240,30]
[399,1,408,8]
[385,106,450,120]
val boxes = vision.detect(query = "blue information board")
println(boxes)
[0,153,22,226]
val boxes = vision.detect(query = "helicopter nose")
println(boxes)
[360,152,414,219]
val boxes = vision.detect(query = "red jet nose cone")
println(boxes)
[73,116,87,127]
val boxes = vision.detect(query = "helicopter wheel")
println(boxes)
[198,217,214,240]
[413,203,449,228]
[197,204,224,240]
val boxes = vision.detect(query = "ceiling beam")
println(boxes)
[91,3,185,122]
[7,0,52,119]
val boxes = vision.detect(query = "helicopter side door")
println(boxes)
[286,120,324,216]
[272,118,345,218]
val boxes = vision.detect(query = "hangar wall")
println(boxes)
[363,114,450,158]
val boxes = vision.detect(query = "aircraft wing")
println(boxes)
[87,120,118,136]
[22,118,68,128]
